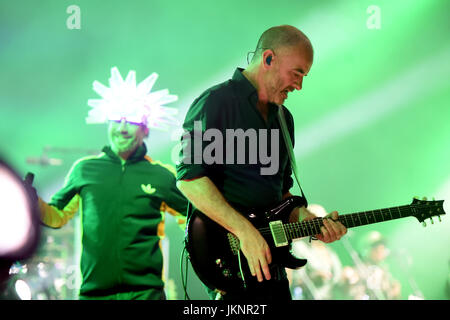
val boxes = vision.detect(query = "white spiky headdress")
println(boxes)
[86,67,179,130]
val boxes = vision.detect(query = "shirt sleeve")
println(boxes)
[176,90,223,181]
[39,195,80,228]
[159,164,189,230]
[39,160,82,228]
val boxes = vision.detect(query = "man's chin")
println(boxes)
[113,143,136,154]
[273,98,286,105]
[272,94,287,105]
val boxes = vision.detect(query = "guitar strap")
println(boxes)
[277,105,307,203]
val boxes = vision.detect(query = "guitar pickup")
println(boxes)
[269,220,288,247]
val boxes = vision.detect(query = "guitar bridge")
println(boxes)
[269,220,288,247]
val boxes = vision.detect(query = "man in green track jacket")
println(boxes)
[37,67,188,299]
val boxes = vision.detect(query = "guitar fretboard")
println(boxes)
[283,205,414,240]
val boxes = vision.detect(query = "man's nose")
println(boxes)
[293,77,303,91]
[118,118,128,131]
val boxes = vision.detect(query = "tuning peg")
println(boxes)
[430,218,434,224]
[438,216,442,222]
[422,197,428,201]
[422,221,427,227]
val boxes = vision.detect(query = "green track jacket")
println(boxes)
[38,143,188,296]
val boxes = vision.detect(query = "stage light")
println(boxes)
[0,169,33,256]
[14,279,32,300]
[0,159,40,285]
[294,46,450,159]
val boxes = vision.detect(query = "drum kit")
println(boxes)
[5,227,78,300]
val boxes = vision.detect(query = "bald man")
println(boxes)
[176,25,347,300]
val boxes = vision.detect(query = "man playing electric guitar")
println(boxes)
[176,25,347,300]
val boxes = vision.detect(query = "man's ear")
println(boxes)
[262,49,275,69]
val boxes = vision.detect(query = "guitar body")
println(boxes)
[185,196,308,293]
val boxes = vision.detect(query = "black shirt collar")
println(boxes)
[232,68,258,99]
[232,68,280,124]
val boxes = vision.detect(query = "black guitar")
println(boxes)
[185,196,445,293]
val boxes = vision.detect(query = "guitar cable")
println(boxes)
[237,249,247,289]
[180,245,191,300]
[180,203,192,300]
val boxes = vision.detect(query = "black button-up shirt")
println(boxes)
[176,68,295,212]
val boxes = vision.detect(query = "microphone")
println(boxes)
[23,172,38,204]
[24,172,34,186]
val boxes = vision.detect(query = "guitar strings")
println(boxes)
[256,206,419,238]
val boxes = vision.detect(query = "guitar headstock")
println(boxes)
[410,197,446,226]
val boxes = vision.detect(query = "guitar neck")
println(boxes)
[284,204,415,240]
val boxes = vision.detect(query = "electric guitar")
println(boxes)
[185,196,445,293]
